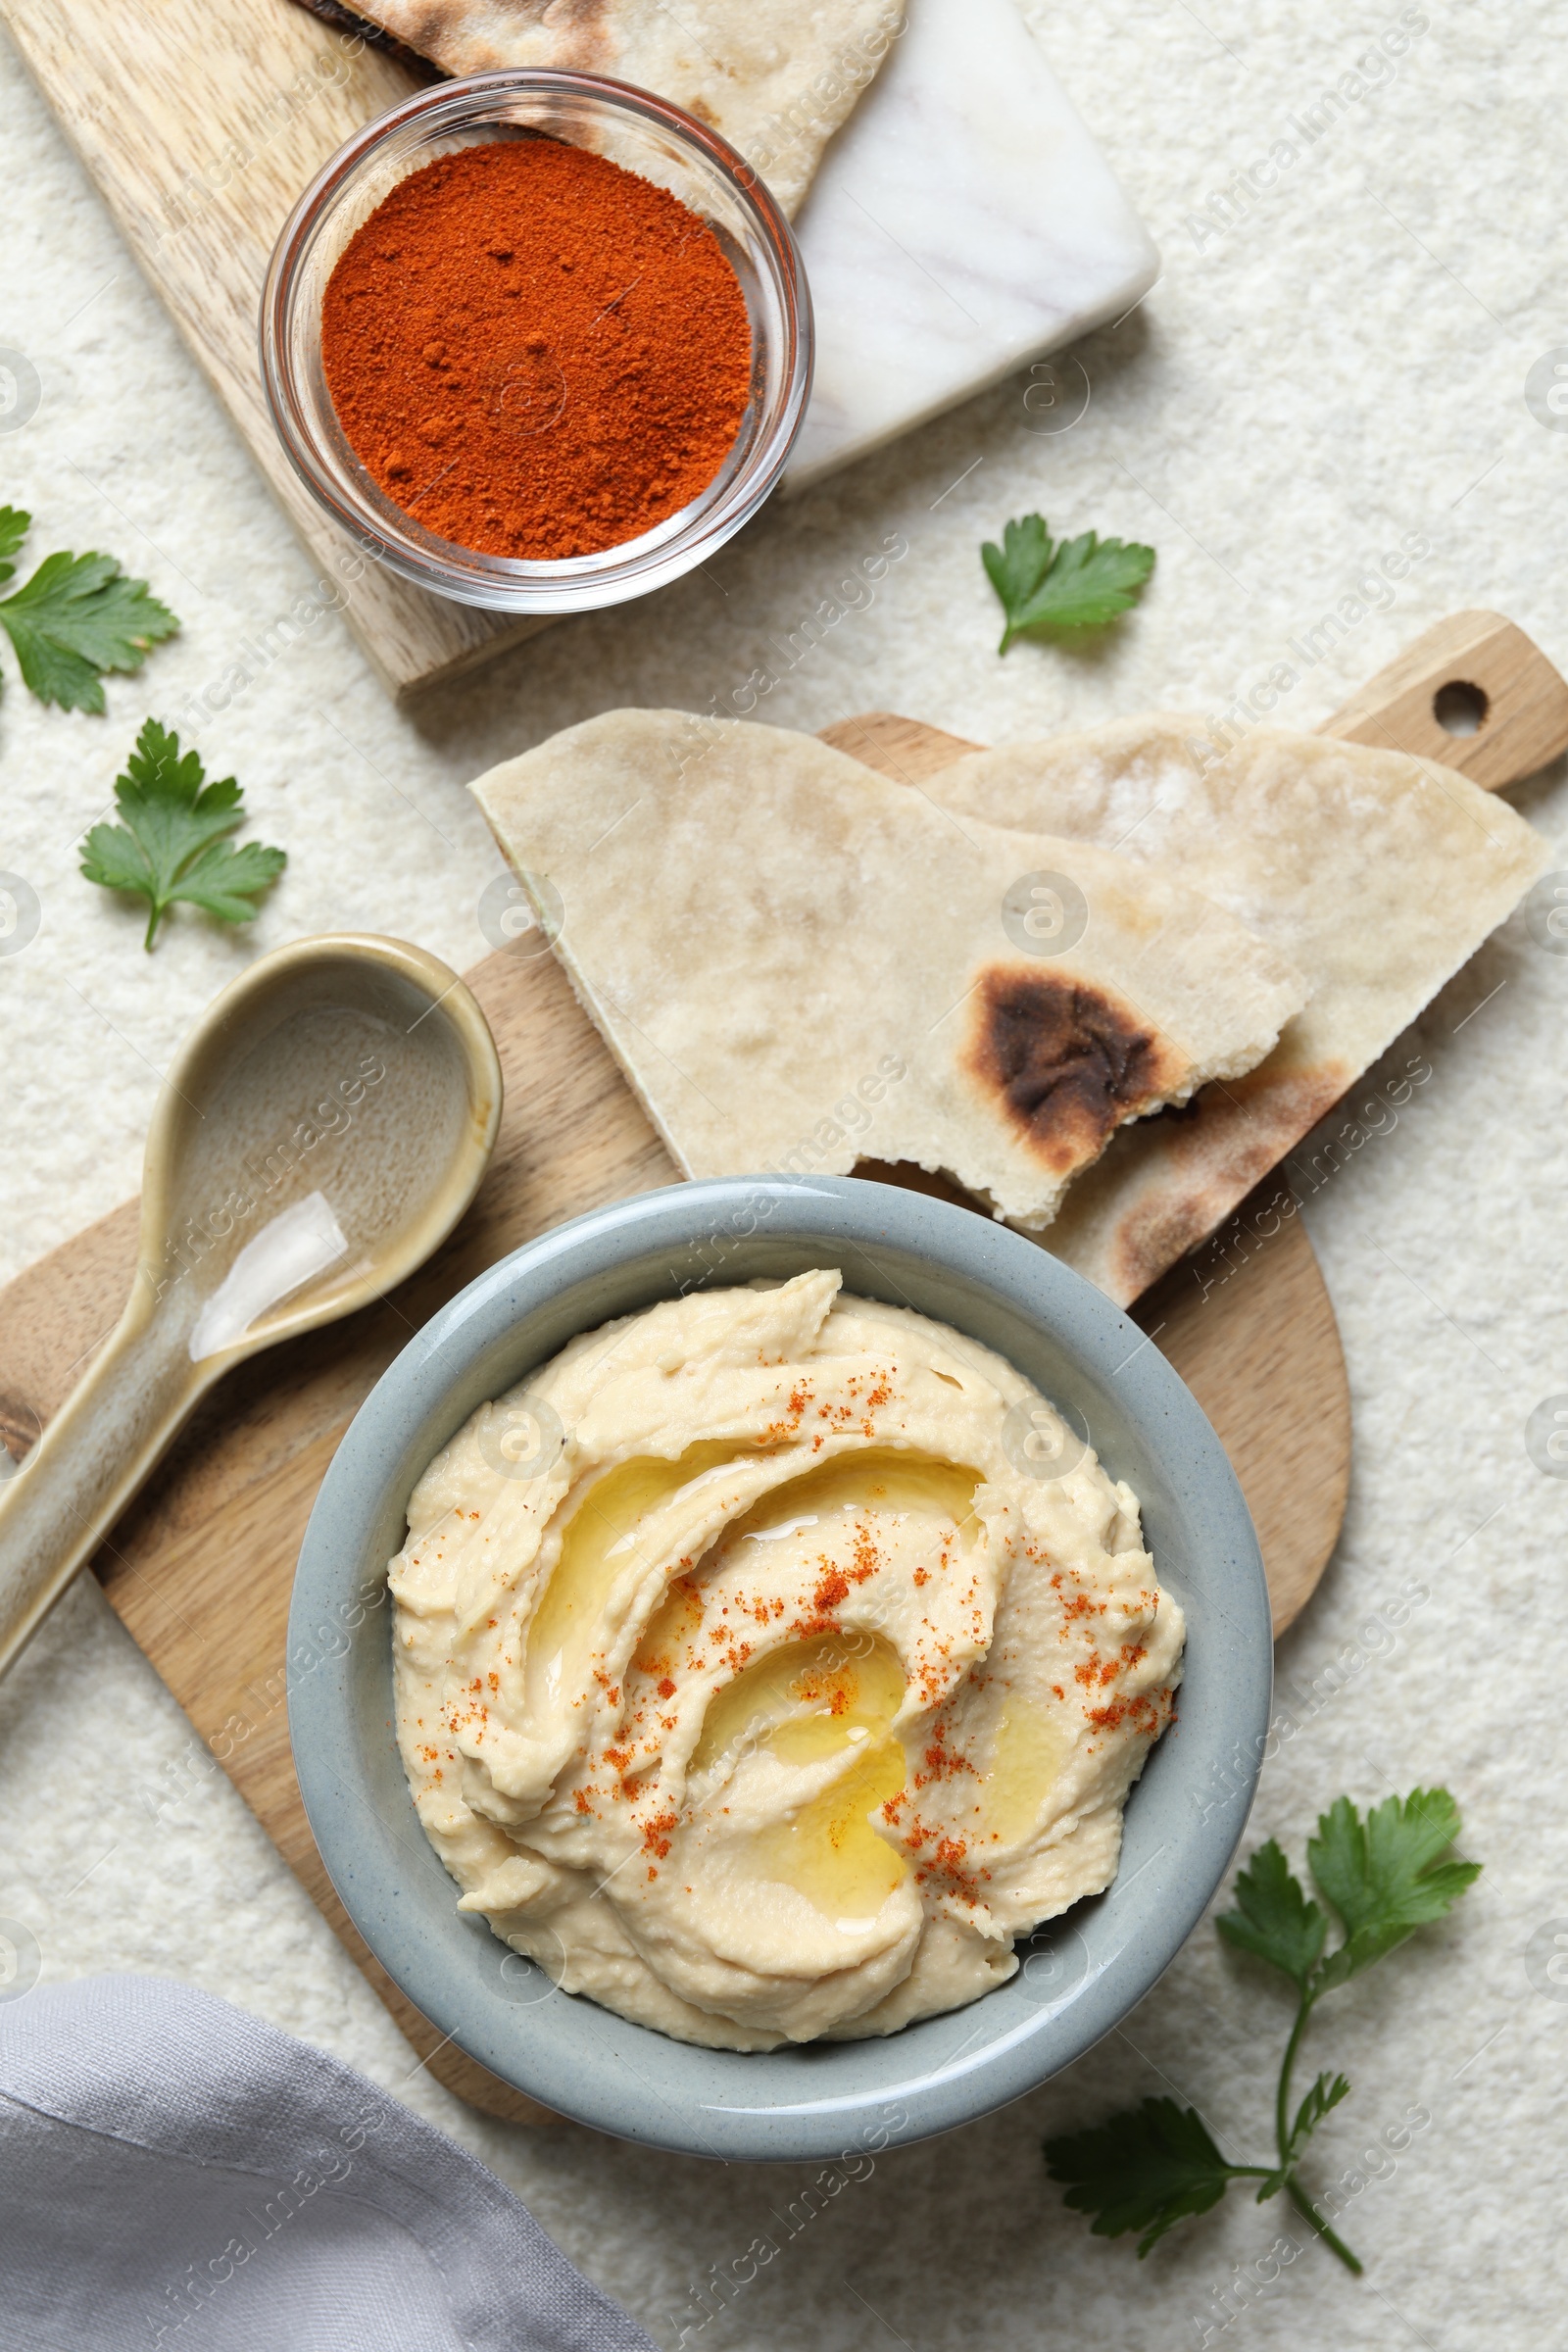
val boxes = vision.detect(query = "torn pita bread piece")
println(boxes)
[348,0,904,216]
[929,715,1551,1302]
[471,710,1309,1230]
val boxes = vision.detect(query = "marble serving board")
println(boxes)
[786,0,1158,487]
[0,0,1156,695]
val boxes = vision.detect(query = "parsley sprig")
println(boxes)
[1045,1789,1480,2274]
[80,719,286,950]
[982,513,1154,653]
[0,505,178,712]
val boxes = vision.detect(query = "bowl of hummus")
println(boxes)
[289,1176,1271,2159]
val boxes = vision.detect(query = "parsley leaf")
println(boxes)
[1280,2070,1351,2175]
[1217,1838,1327,1991]
[1045,2097,1257,2257]
[0,508,178,712]
[982,512,1155,652]
[79,719,285,950]
[981,513,1054,639]
[1045,1788,1479,2277]
[0,505,29,584]
[1309,1788,1481,1991]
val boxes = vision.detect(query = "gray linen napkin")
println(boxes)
[0,1974,656,2352]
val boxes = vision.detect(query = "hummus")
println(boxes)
[389,1272,1184,2049]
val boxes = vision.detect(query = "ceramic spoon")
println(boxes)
[0,933,502,1678]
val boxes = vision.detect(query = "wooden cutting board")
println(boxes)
[1,0,540,701]
[2,654,1562,2120]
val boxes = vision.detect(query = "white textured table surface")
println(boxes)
[4,6,1568,2347]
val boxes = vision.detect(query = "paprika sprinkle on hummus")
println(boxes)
[320,138,753,562]
[389,1272,1184,2050]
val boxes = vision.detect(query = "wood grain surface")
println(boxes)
[1320,608,1568,788]
[0,0,542,700]
[0,713,1355,2120]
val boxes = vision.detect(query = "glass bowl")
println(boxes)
[261,71,812,613]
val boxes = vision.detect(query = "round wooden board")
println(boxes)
[1130,1191,1350,1635]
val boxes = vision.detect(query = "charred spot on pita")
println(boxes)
[968,967,1167,1169]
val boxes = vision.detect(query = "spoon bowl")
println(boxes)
[0,935,502,1676]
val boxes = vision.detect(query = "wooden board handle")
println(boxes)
[1319,608,1568,788]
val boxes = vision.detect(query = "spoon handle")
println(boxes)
[0,1294,200,1677]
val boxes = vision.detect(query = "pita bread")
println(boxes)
[348,0,904,215]
[472,710,1308,1229]
[930,716,1551,1301]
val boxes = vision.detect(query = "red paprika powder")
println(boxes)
[320,137,753,562]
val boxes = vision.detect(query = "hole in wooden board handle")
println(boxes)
[1320,609,1568,790]
[1432,678,1490,737]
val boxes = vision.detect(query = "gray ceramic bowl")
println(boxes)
[289,1176,1270,2160]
